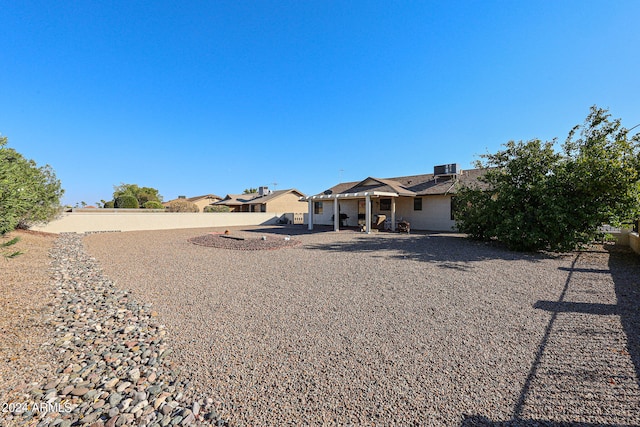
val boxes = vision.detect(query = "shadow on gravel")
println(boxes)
[608,246,640,390]
[462,246,640,427]
[460,415,638,426]
[303,233,547,266]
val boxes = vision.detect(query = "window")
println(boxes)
[414,197,422,211]
[380,198,391,211]
[314,201,323,214]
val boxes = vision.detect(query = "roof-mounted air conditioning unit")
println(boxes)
[434,163,460,177]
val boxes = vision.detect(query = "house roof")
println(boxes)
[186,194,222,202]
[164,194,222,205]
[215,189,307,206]
[312,168,488,199]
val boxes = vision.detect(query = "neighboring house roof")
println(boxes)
[185,194,222,202]
[163,194,222,206]
[315,168,487,198]
[216,189,306,207]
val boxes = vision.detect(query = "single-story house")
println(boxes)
[215,187,307,213]
[305,164,486,233]
[163,194,222,212]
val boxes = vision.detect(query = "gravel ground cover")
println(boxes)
[81,226,640,426]
[2,233,225,427]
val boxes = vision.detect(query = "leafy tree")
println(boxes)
[114,194,139,208]
[243,188,258,194]
[103,200,115,208]
[113,183,162,207]
[455,106,640,251]
[143,200,164,209]
[0,135,64,235]
[166,199,199,212]
[1,236,23,259]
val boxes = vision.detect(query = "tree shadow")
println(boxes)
[462,246,640,427]
[608,246,640,390]
[460,415,637,426]
[303,232,549,267]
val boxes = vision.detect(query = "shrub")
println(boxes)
[204,205,230,213]
[0,136,64,234]
[103,200,115,208]
[114,195,139,209]
[143,201,165,209]
[166,199,199,212]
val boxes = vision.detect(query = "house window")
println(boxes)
[380,198,391,211]
[314,202,323,215]
[414,197,422,211]
[260,204,266,212]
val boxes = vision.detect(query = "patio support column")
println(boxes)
[334,197,339,231]
[307,199,313,230]
[365,194,372,234]
[391,197,396,231]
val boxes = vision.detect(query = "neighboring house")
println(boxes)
[215,187,307,213]
[163,194,222,212]
[305,164,486,233]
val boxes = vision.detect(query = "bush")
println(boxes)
[0,136,63,234]
[204,205,230,213]
[143,201,165,209]
[114,195,139,209]
[455,106,640,252]
[103,201,115,208]
[166,199,199,212]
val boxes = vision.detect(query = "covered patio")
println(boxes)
[304,191,399,233]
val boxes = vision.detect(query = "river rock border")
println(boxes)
[3,233,226,427]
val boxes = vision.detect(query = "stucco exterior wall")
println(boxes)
[265,193,308,213]
[629,232,640,255]
[30,211,282,234]
[310,200,335,225]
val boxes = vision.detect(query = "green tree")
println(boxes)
[243,188,258,194]
[113,183,162,207]
[143,200,164,209]
[455,106,640,252]
[0,136,64,235]
[114,194,139,208]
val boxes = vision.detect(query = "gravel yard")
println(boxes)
[82,226,640,426]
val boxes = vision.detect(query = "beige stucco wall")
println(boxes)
[30,211,282,234]
[629,232,640,255]
[265,193,307,213]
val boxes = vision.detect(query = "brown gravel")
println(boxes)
[0,230,57,406]
[81,226,640,426]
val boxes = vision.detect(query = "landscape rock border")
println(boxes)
[1,233,225,427]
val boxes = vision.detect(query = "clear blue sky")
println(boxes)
[2,1,639,206]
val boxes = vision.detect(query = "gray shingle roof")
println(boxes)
[315,168,488,197]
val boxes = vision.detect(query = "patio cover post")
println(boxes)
[334,197,339,231]
[391,197,396,231]
[307,199,313,230]
[365,194,372,234]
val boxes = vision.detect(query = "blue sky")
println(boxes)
[2,1,639,206]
